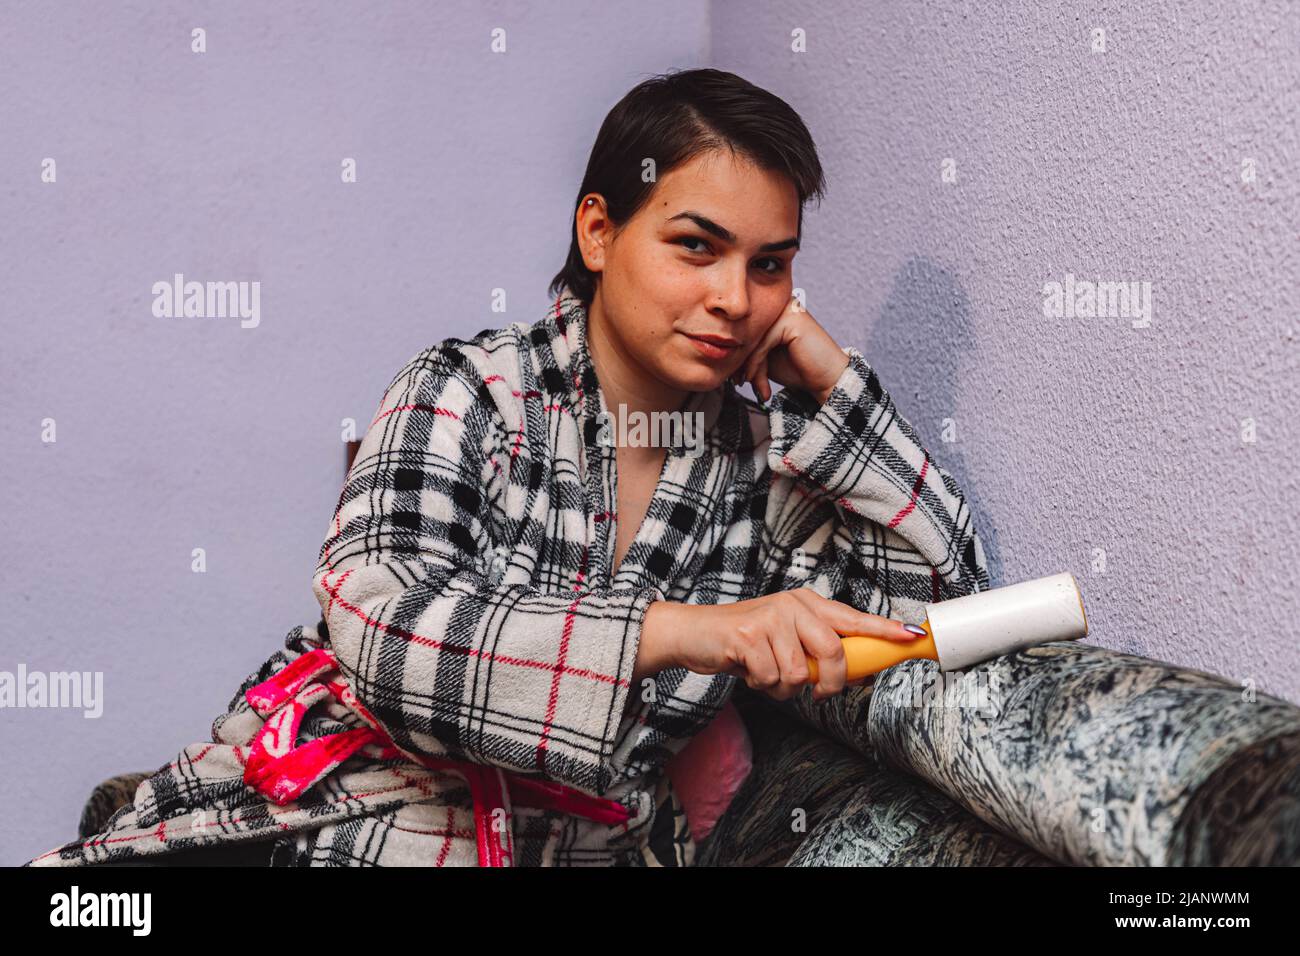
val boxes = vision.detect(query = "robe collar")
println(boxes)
[532,285,746,587]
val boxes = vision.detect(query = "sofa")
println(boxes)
[78,641,1300,866]
[695,641,1300,865]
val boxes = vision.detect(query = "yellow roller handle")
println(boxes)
[805,624,938,684]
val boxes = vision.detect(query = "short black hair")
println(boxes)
[549,68,826,306]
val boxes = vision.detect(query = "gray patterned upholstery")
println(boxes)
[693,681,1055,866]
[700,641,1300,866]
[81,642,1300,866]
[78,770,154,840]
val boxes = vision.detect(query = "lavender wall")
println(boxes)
[712,1,1298,689]
[0,0,709,866]
[3,0,1297,866]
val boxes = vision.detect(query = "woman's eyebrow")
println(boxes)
[666,211,799,252]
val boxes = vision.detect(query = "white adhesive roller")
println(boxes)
[926,571,1089,672]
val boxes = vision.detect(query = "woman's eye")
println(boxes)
[677,237,787,275]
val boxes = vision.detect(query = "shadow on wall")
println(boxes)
[871,256,1002,586]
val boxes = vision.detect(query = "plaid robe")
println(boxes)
[26,284,988,867]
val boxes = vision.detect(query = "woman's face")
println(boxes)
[578,148,801,395]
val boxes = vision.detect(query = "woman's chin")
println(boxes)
[665,365,730,393]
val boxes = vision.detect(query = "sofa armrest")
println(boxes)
[79,771,155,839]
[763,642,1300,865]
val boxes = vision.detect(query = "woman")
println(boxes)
[26,67,988,868]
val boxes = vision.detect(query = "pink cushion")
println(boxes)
[664,699,754,843]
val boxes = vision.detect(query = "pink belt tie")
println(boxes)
[240,646,632,867]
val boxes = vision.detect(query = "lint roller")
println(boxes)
[804,572,1089,683]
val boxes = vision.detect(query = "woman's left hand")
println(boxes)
[731,294,850,405]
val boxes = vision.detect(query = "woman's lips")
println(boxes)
[682,333,739,361]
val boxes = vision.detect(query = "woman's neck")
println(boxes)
[586,291,689,422]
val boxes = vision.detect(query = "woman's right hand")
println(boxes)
[641,590,924,702]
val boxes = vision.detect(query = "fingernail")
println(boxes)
[902,624,927,636]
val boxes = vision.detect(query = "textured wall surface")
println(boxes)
[0,0,709,866]
[2,0,1296,865]
[713,0,1298,694]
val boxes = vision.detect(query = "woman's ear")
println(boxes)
[576,195,610,272]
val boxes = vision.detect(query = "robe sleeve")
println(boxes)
[757,346,990,623]
[312,348,664,797]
